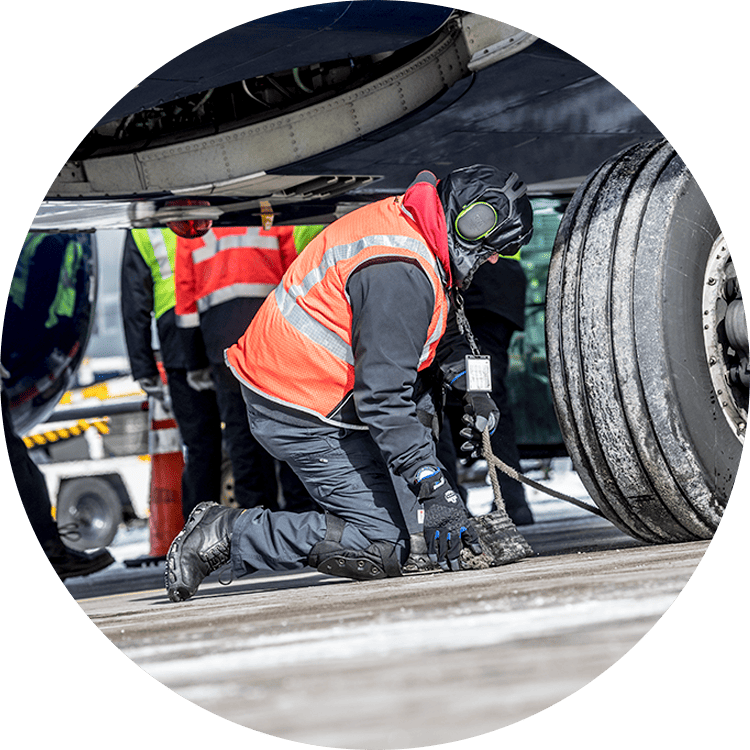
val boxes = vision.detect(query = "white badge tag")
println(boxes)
[465,355,492,392]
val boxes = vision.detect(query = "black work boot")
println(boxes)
[42,538,115,581]
[165,502,244,602]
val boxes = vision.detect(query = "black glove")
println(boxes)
[459,392,500,457]
[415,467,483,571]
[187,367,215,391]
[139,375,165,401]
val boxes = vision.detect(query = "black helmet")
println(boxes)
[438,164,533,288]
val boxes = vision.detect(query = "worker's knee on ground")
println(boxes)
[308,539,402,579]
[308,512,401,579]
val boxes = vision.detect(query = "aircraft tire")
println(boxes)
[56,476,123,551]
[545,139,742,542]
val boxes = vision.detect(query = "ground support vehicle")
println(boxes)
[25,376,151,550]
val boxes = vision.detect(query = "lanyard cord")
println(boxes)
[452,289,482,356]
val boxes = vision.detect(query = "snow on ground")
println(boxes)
[466,456,592,521]
[129,592,676,684]
[108,522,150,562]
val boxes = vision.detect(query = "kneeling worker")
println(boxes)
[165,165,534,602]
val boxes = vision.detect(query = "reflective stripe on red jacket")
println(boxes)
[225,194,449,426]
[174,227,297,329]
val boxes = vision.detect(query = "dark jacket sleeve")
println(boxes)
[156,308,211,371]
[120,232,158,381]
[347,260,443,482]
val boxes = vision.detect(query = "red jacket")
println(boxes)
[175,226,297,362]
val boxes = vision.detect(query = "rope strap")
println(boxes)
[481,428,604,518]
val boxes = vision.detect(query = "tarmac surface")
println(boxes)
[64,463,711,749]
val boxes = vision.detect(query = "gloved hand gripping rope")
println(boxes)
[460,425,605,569]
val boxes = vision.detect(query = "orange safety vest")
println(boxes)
[225,196,449,426]
[175,226,297,329]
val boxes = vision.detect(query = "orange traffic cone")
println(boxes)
[147,371,185,558]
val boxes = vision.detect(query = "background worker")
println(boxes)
[166,164,534,602]
[174,226,315,513]
[121,228,224,519]
[437,257,534,525]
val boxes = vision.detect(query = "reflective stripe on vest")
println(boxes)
[274,234,444,367]
[190,231,280,264]
[132,228,177,320]
[197,282,277,313]
[185,229,285,315]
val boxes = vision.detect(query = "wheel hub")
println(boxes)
[703,233,748,442]
[67,492,110,541]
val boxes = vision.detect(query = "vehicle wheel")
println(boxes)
[56,477,123,551]
[545,139,745,542]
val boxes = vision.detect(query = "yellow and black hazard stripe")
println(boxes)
[23,418,109,449]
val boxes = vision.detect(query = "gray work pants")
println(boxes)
[230,396,411,576]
